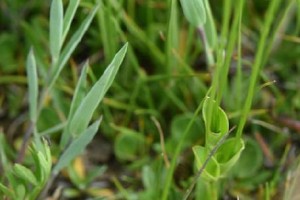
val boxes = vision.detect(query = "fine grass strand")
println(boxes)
[53,118,102,174]
[235,0,244,110]
[60,62,88,148]
[236,0,282,138]
[69,43,128,136]
[122,13,164,66]
[216,0,244,105]
[62,0,80,43]
[49,4,99,90]
[97,1,118,63]
[162,99,204,200]
[49,0,63,63]
[26,49,39,123]
[203,0,217,50]
[166,0,179,74]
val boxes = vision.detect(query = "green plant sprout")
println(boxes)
[0,0,127,199]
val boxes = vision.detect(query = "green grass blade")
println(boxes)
[62,0,80,42]
[166,0,179,73]
[53,118,101,174]
[60,62,88,148]
[49,4,99,90]
[236,0,282,138]
[203,0,217,50]
[69,43,128,136]
[49,0,63,62]
[26,49,38,123]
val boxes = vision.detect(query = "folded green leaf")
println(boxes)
[13,164,38,186]
[50,0,63,62]
[26,49,38,123]
[53,118,101,174]
[215,138,244,175]
[232,138,263,178]
[69,43,128,136]
[179,0,206,27]
[193,145,220,182]
[203,97,229,148]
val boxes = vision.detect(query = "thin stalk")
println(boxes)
[217,0,245,105]
[236,0,282,138]
[162,99,204,200]
[183,126,234,200]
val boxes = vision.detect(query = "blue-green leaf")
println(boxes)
[179,0,206,27]
[50,0,63,62]
[53,118,101,174]
[69,43,128,136]
[49,4,99,90]
[60,62,88,147]
[26,49,38,123]
[62,0,80,42]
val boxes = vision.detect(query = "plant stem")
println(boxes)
[236,0,282,138]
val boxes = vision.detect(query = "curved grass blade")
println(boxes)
[53,118,102,174]
[49,0,63,62]
[26,49,38,123]
[69,43,128,136]
[49,4,99,90]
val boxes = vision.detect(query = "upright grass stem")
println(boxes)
[236,0,282,138]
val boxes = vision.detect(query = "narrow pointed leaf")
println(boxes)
[179,0,206,27]
[63,0,80,42]
[49,4,99,89]
[50,0,63,62]
[60,62,88,147]
[53,118,101,174]
[26,49,38,123]
[69,43,128,136]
